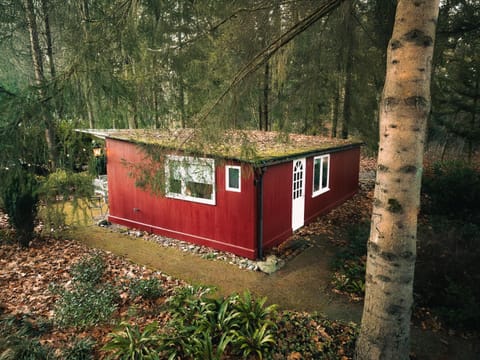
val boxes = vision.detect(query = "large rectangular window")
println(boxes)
[166,155,215,205]
[226,166,241,192]
[312,154,330,197]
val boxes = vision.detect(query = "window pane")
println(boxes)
[228,168,240,189]
[186,181,213,199]
[169,160,182,179]
[313,158,321,192]
[322,156,329,188]
[169,178,181,194]
[187,163,213,183]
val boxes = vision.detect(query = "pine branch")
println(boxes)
[209,1,276,33]
[147,0,310,52]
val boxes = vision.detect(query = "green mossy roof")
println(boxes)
[81,128,362,165]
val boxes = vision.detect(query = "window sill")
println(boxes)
[312,187,330,198]
[166,192,216,206]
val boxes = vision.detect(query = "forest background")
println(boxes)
[0,0,478,169]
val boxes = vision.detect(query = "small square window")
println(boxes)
[226,166,241,192]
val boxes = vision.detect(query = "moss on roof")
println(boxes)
[82,128,362,165]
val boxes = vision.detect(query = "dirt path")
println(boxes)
[71,224,479,359]
[72,225,362,322]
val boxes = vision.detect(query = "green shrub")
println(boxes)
[37,170,94,231]
[422,161,480,221]
[52,283,119,329]
[415,218,480,331]
[0,315,54,360]
[159,288,277,360]
[275,311,358,358]
[61,337,96,360]
[70,253,106,285]
[51,254,118,329]
[129,278,164,301]
[332,260,366,296]
[437,280,480,330]
[0,169,39,247]
[231,322,276,360]
[231,291,277,336]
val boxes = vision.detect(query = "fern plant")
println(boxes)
[231,291,278,334]
[232,322,277,360]
[102,321,161,360]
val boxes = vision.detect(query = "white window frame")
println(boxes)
[312,154,330,197]
[165,155,216,205]
[225,165,241,192]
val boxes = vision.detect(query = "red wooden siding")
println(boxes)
[261,146,361,251]
[261,161,293,249]
[304,146,360,223]
[106,139,258,259]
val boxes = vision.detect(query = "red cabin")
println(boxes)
[86,129,361,260]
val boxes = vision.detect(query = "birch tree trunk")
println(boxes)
[355,1,440,359]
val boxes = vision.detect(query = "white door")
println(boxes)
[292,158,306,231]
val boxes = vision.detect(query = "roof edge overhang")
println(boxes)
[250,142,363,168]
[75,129,112,139]
[76,129,363,167]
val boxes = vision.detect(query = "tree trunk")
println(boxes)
[24,0,57,169]
[24,0,44,87]
[341,0,354,139]
[331,73,340,138]
[263,61,270,131]
[41,0,56,78]
[258,93,263,130]
[178,73,186,128]
[468,74,479,163]
[80,0,95,128]
[355,1,440,359]
[342,49,352,139]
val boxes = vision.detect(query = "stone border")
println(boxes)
[99,220,311,274]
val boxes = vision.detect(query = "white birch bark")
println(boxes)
[355,1,440,359]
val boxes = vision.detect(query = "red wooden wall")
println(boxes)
[106,139,258,259]
[261,147,361,250]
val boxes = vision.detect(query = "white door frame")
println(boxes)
[292,158,306,231]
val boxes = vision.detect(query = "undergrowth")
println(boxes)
[0,314,95,360]
[50,253,119,329]
[331,222,368,299]
[416,161,480,331]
